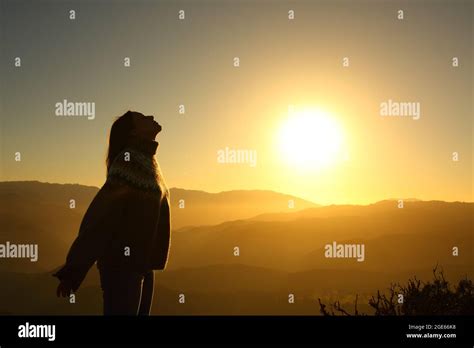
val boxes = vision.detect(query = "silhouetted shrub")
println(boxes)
[319,266,474,316]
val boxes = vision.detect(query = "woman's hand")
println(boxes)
[56,280,74,298]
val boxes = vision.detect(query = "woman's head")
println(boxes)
[106,110,162,173]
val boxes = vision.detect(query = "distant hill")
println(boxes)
[250,199,463,222]
[170,187,318,229]
[0,181,96,273]
[0,180,472,315]
[168,200,473,272]
[0,181,316,272]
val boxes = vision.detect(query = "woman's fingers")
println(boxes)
[63,285,71,297]
[56,282,73,298]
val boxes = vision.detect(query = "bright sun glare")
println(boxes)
[278,108,344,171]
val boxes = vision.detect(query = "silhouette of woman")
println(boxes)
[53,111,171,315]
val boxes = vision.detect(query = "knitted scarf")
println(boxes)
[106,136,168,195]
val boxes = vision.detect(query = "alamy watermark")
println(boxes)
[380,99,420,120]
[55,99,95,120]
[217,147,257,167]
[0,241,38,262]
[18,322,55,341]
[324,241,365,262]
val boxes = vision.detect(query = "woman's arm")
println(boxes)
[53,181,130,293]
[154,194,171,270]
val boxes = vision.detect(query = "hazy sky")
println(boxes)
[1,0,472,204]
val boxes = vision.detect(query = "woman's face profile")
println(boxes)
[131,112,162,140]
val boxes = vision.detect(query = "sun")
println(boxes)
[277,107,345,171]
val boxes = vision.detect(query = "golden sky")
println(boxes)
[1,0,472,204]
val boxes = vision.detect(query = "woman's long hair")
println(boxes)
[106,111,135,175]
